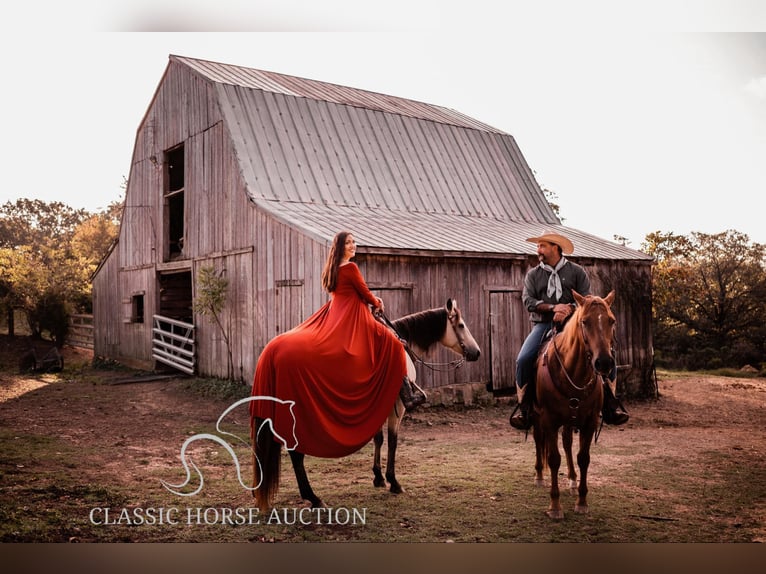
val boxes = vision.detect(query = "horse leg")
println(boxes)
[562,425,578,494]
[533,423,545,487]
[288,450,324,508]
[372,428,386,488]
[546,429,564,520]
[574,427,595,514]
[384,403,406,494]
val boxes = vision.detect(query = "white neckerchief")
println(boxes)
[540,257,567,301]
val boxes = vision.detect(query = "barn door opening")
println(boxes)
[488,290,528,394]
[158,270,193,323]
[154,270,194,374]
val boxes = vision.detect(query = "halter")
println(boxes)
[375,310,466,372]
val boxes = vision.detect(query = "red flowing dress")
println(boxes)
[250,263,407,458]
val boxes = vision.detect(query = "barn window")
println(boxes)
[131,293,145,324]
[164,145,185,260]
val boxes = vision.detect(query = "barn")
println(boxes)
[92,54,655,398]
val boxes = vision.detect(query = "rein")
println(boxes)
[374,310,465,372]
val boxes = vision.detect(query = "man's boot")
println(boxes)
[509,383,533,430]
[601,377,629,425]
[399,376,426,411]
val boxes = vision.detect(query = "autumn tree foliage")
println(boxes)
[643,229,766,370]
[0,198,121,343]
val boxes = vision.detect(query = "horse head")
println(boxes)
[571,290,616,377]
[444,299,481,361]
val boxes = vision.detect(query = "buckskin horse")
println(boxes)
[532,290,616,519]
[251,298,481,511]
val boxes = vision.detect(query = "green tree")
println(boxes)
[0,198,119,340]
[644,229,766,369]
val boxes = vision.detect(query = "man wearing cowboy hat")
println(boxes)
[509,229,629,430]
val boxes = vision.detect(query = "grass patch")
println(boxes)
[179,377,252,402]
[656,367,764,380]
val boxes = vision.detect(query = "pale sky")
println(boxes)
[2,2,765,250]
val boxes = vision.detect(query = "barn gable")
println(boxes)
[92,54,655,398]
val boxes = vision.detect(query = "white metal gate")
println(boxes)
[152,314,195,375]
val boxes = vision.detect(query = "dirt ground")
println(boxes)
[1,337,765,543]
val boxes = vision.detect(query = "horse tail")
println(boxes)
[252,416,282,512]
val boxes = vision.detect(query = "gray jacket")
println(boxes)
[522,260,590,323]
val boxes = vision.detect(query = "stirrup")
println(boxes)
[603,407,629,426]
[509,403,532,430]
[602,397,629,425]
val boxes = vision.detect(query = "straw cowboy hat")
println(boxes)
[525,230,575,255]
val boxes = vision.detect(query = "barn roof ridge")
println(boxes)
[170,54,504,134]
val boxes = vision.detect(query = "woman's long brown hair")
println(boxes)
[321,231,352,293]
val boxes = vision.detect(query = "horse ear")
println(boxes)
[604,290,616,306]
[572,290,585,306]
[446,298,455,312]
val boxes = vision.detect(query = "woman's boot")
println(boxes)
[399,376,426,410]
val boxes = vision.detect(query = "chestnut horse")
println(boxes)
[252,298,481,511]
[532,290,616,519]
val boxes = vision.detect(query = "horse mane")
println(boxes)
[559,295,611,348]
[561,303,585,339]
[391,308,449,354]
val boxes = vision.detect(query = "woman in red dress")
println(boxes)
[250,231,412,458]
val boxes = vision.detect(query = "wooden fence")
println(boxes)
[67,314,94,349]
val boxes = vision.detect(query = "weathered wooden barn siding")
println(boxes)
[94,61,263,373]
[352,254,653,395]
[92,245,121,359]
[353,253,527,390]
[584,259,655,396]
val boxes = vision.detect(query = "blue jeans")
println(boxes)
[515,322,552,390]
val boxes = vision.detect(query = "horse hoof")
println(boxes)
[373,478,386,488]
[534,479,545,488]
[574,504,589,514]
[546,509,564,520]
[305,498,325,509]
[389,484,403,495]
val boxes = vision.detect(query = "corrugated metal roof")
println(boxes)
[215,82,559,223]
[170,55,652,262]
[256,201,652,261]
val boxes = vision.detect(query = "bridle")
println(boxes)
[541,303,615,438]
[546,301,614,391]
[375,309,466,372]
